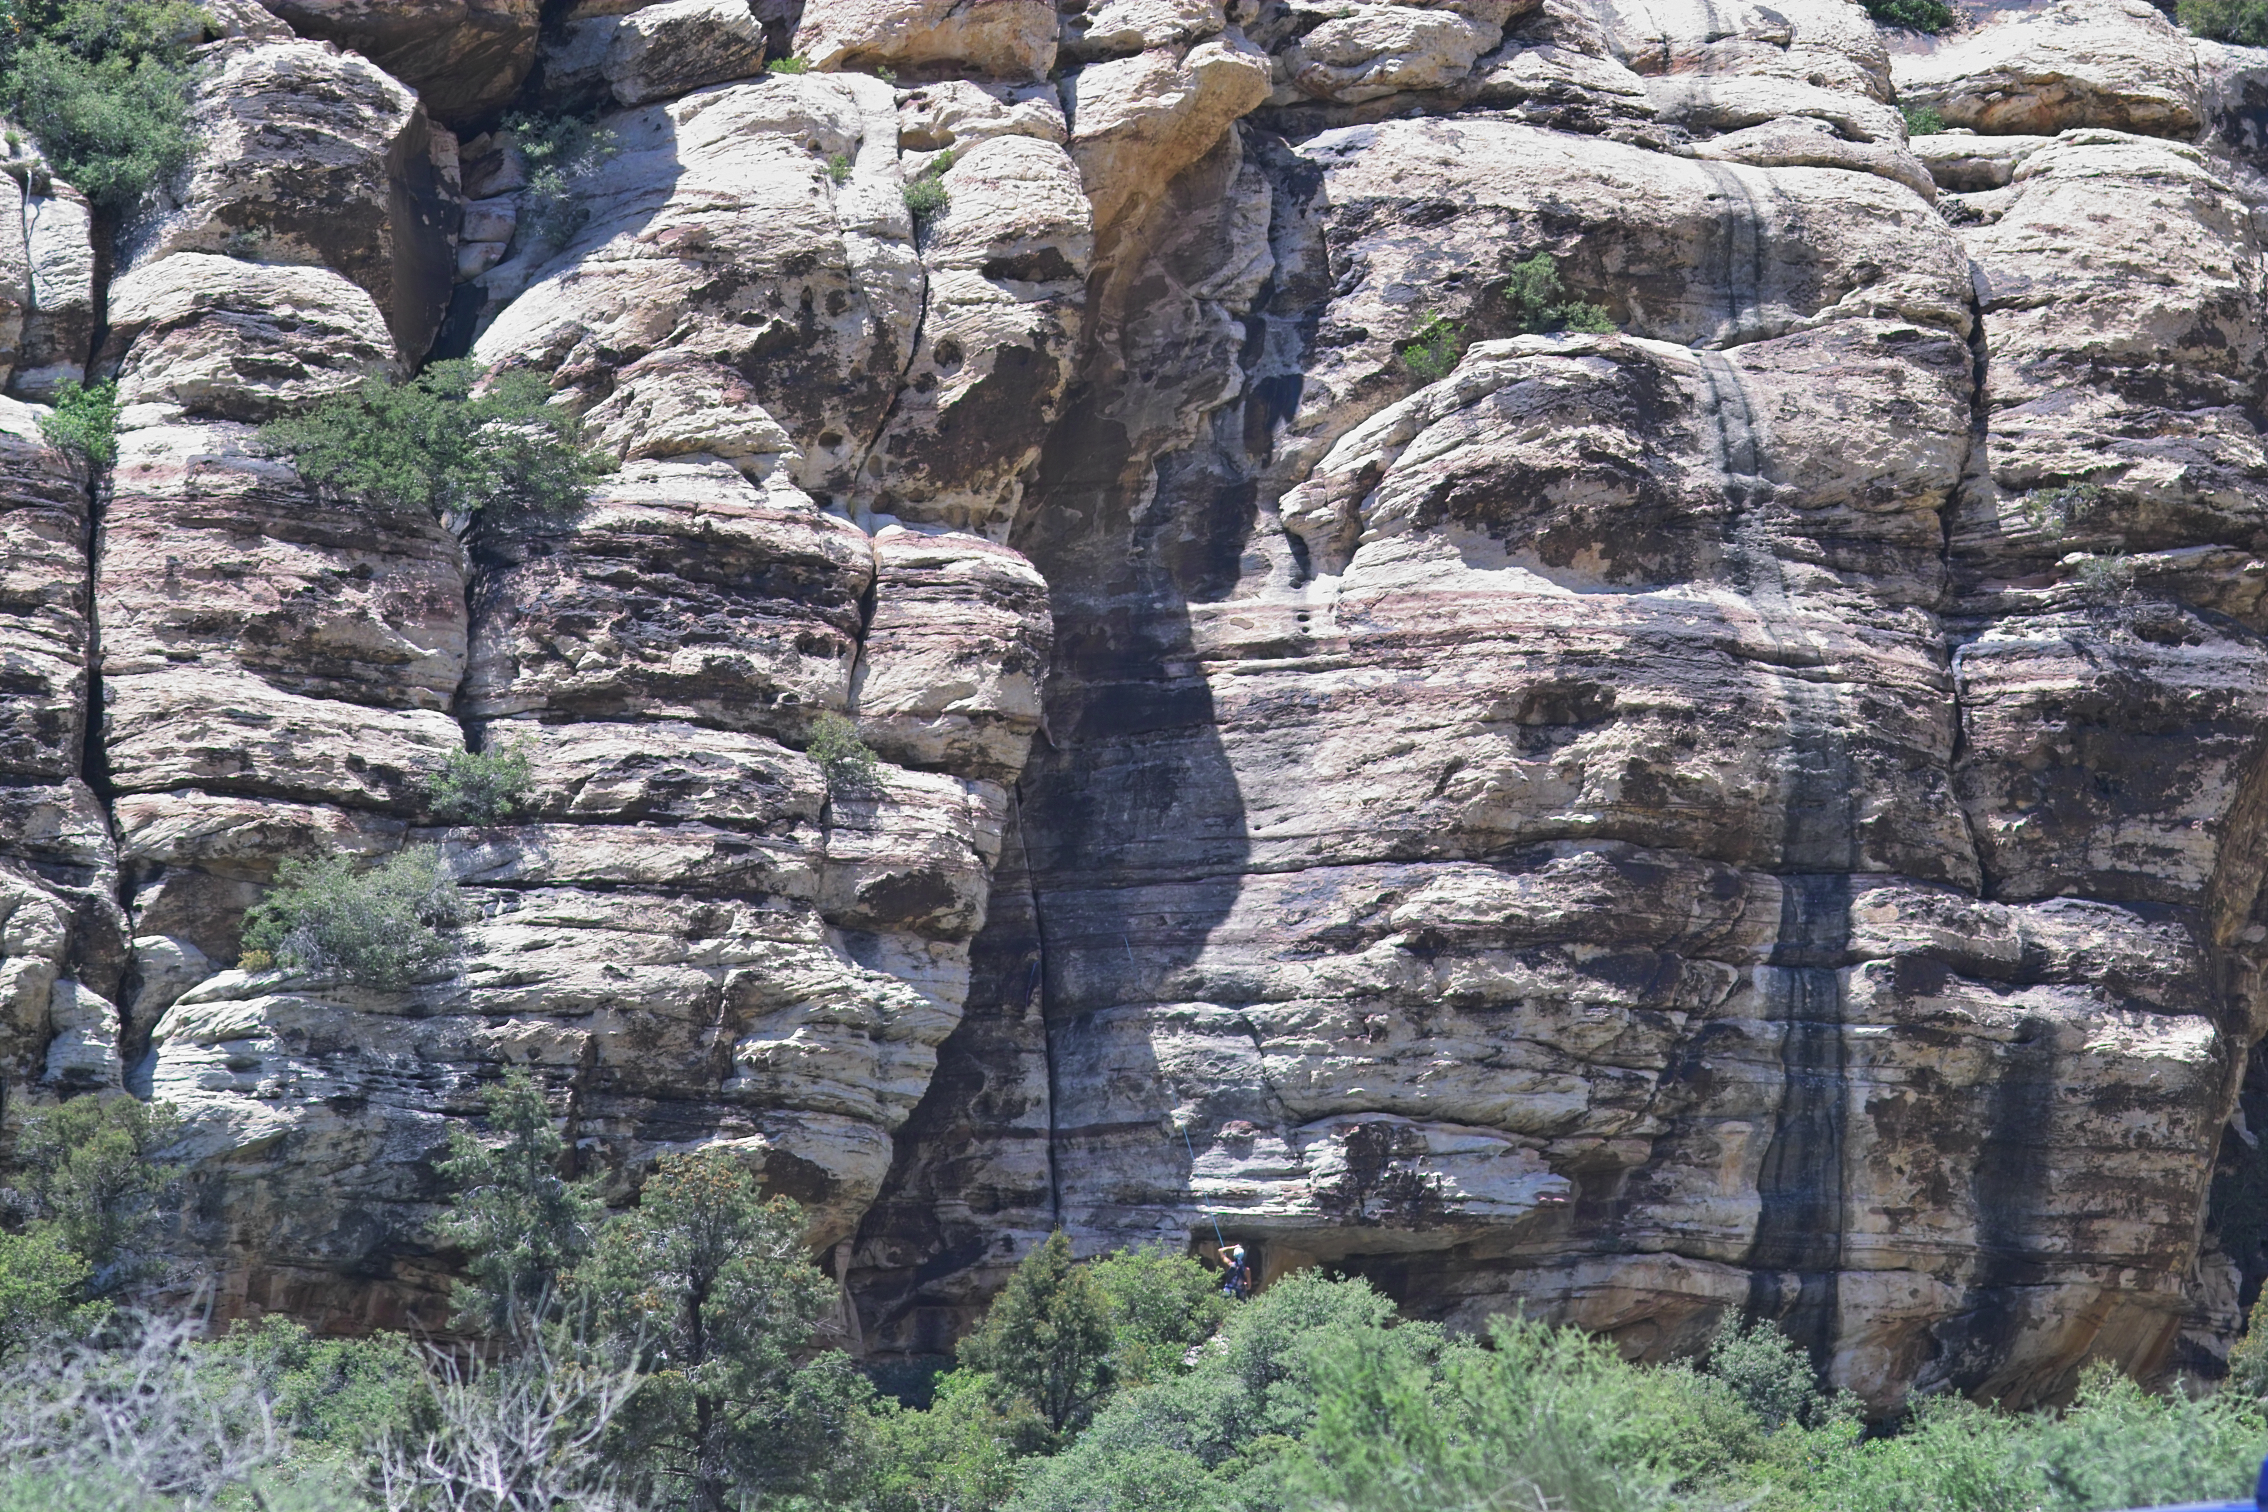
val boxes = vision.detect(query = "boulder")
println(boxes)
[122,40,456,362]
[252,0,539,120]
[1893,0,2203,138]
[106,255,399,421]
[795,0,1059,80]
[604,0,770,105]
[11,183,94,402]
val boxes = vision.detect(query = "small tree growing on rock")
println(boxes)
[238,845,466,990]
[260,359,613,523]
[434,1068,600,1337]
[1502,253,1615,335]
[807,710,880,797]
[9,1095,182,1307]
[431,739,535,825]
[579,1152,853,1511]
[958,1231,1116,1443]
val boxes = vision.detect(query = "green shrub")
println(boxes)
[1502,253,1615,335]
[0,0,208,216]
[961,1233,1118,1442]
[579,1152,852,1509]
[1400,310,1463,380]
[827,150,853,184]
[767,54,809,72]
[0,1227,93,1357]
[2073,552,2136,603]
[206,1314,426,1457]
[1808,1366,2265,1512]
[430,738,533,824]
[38,378,115,466]
[12,1096,181,1301]
[867,1367,1035,1512]
[501,110,619,253]
[1703,1316,1847,1433]
[2017,480,2103,541]
[432,1067,598,1335]
[1901,102,1945,135]
[1010,1270,1413,1512]
[260,359,612,521]
[2180,0,2268,42]
[238,845,465,989]
[1092,1244,1232,1392]
[903,148,954,226]
[1863,0,1953,30]
[808,709,881,795]
[2230,1290,2268,1399]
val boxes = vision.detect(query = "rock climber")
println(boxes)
[1219,1241,1252,1300]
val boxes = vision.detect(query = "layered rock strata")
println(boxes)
[0,0,2262,1410]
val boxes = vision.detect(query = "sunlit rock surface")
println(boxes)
[0,0,2264,1408]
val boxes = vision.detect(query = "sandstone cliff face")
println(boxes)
[2,0,2266,1409]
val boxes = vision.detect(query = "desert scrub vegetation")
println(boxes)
[237,845,465,989]
[2181,0,2268,42]
[1,1112,2267,1512]
[260,359,613,521]
[766,54,809,72]
[902,149,953,226]
[808,709,880,795]
[38,377,115,465]
[1400,310,1463,380]
[2018,480,2104,541]
[0,0,208,216]
[1900,101,1944,134]
[1862,0,1952,31]
[1502,253,1615,335]
[430,739,534,825]
[501,110,620,253]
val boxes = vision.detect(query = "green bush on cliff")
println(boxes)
[429,738,533,825]
[238,844,465,989]
[1503,253,1616,335]
[37,377,115,466]
[260,359,613,521]
[903,148,954,227]
[502,109,620,253]
[808,709,881,795]
[1401,310,1464,380]
[2180,0,2268,43]
[1861,0,1953,32]
[0,0,209,215]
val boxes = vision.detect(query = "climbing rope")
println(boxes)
[1178,1119,1229,1251]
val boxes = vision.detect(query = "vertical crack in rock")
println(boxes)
[1695,347,1856,1369]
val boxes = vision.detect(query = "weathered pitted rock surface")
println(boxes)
[5,0,2268,1410]
[125,38,458,361]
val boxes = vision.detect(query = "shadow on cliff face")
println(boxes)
[848,136,1262,1349]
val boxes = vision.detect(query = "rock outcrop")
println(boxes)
[2,0,2266,1412]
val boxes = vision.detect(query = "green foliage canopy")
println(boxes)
[2179,0,2268,41]
[432,1067,599,1336]
[808,710,881,796]
[1502,253,1615,335]
[38,378,115,466]
[1863,0,1953,32]
[582,1151,850,1510]
[238,845,465,989]
[502,110,619,252]
[960,1232,1118,1441]
[0,0,207,215]
[259,359,613,522]
[12,1096,180,1299]
[430,739,534,825]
